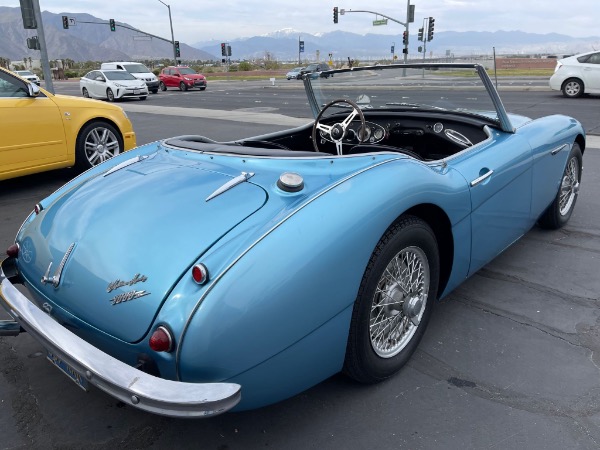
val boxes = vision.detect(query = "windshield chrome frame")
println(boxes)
[303,63,514,133]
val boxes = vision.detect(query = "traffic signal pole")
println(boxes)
[157,0,177,65]
[31,0,54,93]
[335,1,413,64]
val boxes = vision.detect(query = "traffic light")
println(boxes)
[26,36,40,50]
[62,15,69,29]
[427,17,435,41]
[418,27,424,41]
[333,7,338,24]
[227,45,232,57]
[109,18,116,32]
[221,42,226,56]
[174,41,180,57]
[402,31,408,45]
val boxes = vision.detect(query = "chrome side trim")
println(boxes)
[0,259,241,418]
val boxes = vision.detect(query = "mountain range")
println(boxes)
[1,7,598,63]
[196,28,600,62]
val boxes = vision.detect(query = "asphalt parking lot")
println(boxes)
[1,85,600,449]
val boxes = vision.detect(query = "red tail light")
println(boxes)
[149,326,174,353]
[192,263,208,285]
[6,244,19,258]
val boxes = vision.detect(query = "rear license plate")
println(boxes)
[133,89,140,95]
[47,351,89,391]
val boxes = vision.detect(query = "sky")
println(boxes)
[1,0,597,44]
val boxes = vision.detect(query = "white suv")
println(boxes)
[100,62,159,94]
[549,51,600,98]
[14,70,41,85]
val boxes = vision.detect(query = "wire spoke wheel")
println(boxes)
[538,143,582,229]
[370,246,429,358]
[559,156,580,216]
[344,216,439,383]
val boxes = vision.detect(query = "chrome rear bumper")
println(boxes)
[0,258,241,418]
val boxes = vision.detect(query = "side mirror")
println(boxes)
[95,76,105,82]
[27,82,40,97]
[174,73,181,77]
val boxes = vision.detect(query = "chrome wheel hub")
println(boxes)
[370,246,429,358]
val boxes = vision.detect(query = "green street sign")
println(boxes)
[372,19,388,26]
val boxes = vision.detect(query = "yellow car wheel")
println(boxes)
[75,121,123,171]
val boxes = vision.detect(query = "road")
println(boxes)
[1,79,600,450]
[51,77,600,141]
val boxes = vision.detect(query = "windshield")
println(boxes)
[123,64,151,73]
[16,71,33,76]
[178,67,197,75]
[307,64,503,125]
[104,71,137,81]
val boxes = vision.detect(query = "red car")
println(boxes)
[159,66,207,91]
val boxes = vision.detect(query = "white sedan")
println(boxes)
[549,51,600,98]
[80,69,149,101]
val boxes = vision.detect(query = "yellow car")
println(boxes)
[0,67,136,181]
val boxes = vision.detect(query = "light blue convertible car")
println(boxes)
[1,64,585,417]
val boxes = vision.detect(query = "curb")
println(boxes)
[587,135,600,149]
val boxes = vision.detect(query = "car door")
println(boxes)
[581,52,600,90]
[86,71,102,98]
[164,68,174,87]
[447,134,533,276]
[0,70,67,178]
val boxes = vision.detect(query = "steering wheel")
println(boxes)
[312,99,366,155]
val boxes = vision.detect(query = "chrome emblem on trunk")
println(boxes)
[107,273,148,293]
[107,274,150,306]
[110,290,150,306]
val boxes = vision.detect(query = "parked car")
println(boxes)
[1,63,585,417]
[80,69,149,101]
[0,66,136,180]
[549,50,600,97]
[286,66,305,80]
[101,62,160,94]
[159,66,207,91]
[14,69,40,85]
[299,63,329,77]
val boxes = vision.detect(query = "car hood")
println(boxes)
[182,74,205,80]
[17,150,267,342]
[109,79,146,87]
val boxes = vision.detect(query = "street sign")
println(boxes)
[340,8,345,15]
[68,17,76,26]
[372,19,388,26]
[299,40,304,53]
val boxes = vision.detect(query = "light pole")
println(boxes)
[157,0,177,64]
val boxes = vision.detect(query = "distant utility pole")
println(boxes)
[298,36,304,65]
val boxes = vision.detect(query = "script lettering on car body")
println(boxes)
[107,273,148,293]
[110,290,150,306]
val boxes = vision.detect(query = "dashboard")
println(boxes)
[316,112,491,159]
